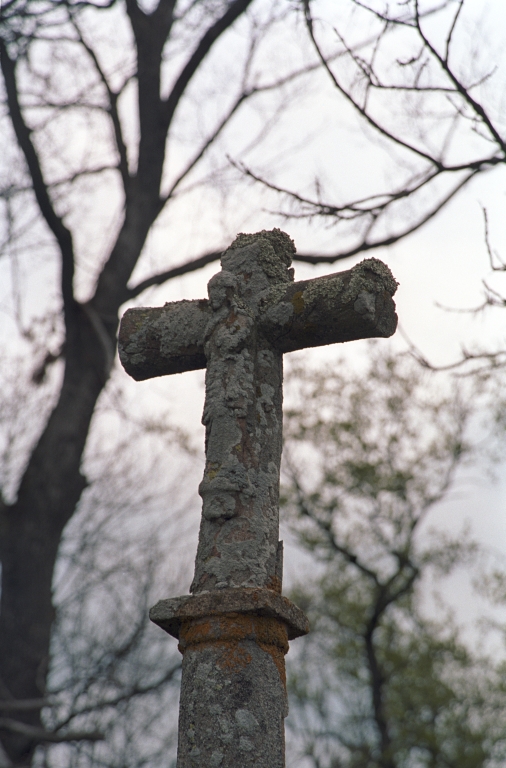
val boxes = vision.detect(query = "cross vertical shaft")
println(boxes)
[178,232,295,767]
[193,231,291,595]
[119,229,399,767]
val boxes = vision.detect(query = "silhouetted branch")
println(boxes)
[73,19,131,189]
[0,718,103,743]
[162,0,255,129]
[125,250,223,300]
[0,699,52,712]
[483,207,506,272]
[0,38,76,318]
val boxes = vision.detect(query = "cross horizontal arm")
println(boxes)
[119,257,398,381]
[119,298,211,380]
[260,257,397,352]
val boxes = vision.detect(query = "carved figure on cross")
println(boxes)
[119,229,398,768]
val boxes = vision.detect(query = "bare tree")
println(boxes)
[0,361,198,767]
[0,1,322,763]
[240,0,506,376]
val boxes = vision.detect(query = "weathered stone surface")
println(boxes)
[259,257,398,352]
[119,255,398,381]
[118,299,210,380]
[190,231,295,596]
[150,587,310,641]
[119,229,399,768]
[177,626,287,768]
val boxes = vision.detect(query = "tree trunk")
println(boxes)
[0,308,114,765]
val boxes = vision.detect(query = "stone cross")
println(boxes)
[118,229,398,768]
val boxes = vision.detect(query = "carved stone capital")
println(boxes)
[149,587,309,642]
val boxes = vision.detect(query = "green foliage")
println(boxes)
[283,346,506,768]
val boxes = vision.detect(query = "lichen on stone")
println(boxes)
[301,273,345,309]
[353,257,399,296]
[226,228,295,263]
[222,229,295,286]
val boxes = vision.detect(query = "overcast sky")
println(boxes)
[2,0,505,638]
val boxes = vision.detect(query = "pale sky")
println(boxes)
[1,0,505,644]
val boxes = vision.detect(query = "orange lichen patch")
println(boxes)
[265,575,282,594]
[216,644,253,673]
[178,613,289,685]
[258,641,286,687]
[180,614,288,651]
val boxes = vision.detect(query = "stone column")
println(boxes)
[119,228,399,768]
[151,231,308,768]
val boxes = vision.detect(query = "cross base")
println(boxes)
[150,589,309,768]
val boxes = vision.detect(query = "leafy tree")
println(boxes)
[282,348,506,768]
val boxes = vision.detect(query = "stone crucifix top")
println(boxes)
[119,229,398,768]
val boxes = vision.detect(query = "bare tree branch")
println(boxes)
[55,662,181,728]
[483,206,506,272]
[0,700,52,713]
[125,250,223,300]
[72,20,131,189]
[0,38,76,319]
[413,0,506,154]
[0,718,103,744]
[162,91,251,202]
[162,0,255,130]
[302,1,444,168]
